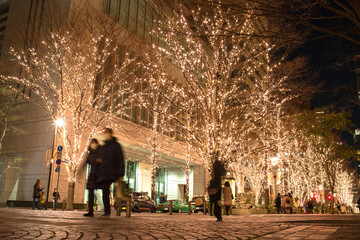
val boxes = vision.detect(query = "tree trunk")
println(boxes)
[66,181,75,210]
[264,188,270,208]
[185,143,191,202]
[330,187,335,214]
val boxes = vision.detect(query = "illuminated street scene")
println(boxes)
[0,0,360,239]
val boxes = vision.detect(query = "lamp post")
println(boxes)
[270,156,279,200]
[45,118,64,210]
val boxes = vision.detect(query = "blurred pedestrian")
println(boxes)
[284,194,292,214]
[306,199,313,214]
[275,193,282,214]
[288,192,293,214]
[223,181,232,215]
[84,138,101,217]
[52,188,60,210]
[32,179,43,210]
[208,191,215,216]
[208,153,227,222]
[97,128,125,217]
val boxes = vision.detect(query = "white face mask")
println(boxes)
[103,133,112,141]
[90,143,98,150]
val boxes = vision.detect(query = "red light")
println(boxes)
[313,194,317,199]
[327,195,332,200]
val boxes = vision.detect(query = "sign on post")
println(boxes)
[55,166,60,172]
[57,146,63,152]
[56,159,61,165]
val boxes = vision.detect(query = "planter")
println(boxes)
[232,208,252,215]
[251,209,268,214]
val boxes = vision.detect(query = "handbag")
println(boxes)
[115,177,130,200]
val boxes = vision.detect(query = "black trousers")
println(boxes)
[101,181,112,215]
[214,199,222,220]
[87,189,95,212]
[225,206,230,215]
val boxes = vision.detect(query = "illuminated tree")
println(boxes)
[152,2,285,173]
[0,6,140,209]
[335,169,354,207]
[0,85,23,152]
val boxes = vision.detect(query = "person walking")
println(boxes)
[52,188,60,210]
[208,193,215,216]
[284,194,292,214]
[223,181,232,216]
[32,179,43,210]
[208,154,227,222]
[97,128,125,217]
[84,138,101,217]
[275,193,282,214]
[288,192,294,214]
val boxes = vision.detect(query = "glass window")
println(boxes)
[126,161,138,192]
[102,0,110,14]
[128,0,138,33]
[109,0,120,19]
[137,0,146,39]
[119,0,130,28]
[144,2,153,40]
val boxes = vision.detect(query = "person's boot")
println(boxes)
[84,211,94,217]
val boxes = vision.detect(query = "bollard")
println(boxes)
[85,201,89,211]
[116,198,121,216]
[62,200,67,211]
[188,201,191,214]
[126,199,131,217]
[169,200,173,215]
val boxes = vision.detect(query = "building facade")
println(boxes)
[0,0,208,207]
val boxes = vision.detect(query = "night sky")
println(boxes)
[299,35,360,145]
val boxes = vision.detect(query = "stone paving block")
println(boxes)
[305,235,329,240]
[282,236,306,240]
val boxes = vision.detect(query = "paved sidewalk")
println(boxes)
[0,208,359,239]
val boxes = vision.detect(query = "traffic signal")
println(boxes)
[313,194,317,199]
[327,195,332,200]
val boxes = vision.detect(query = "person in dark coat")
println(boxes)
[208,192,215,216]
[275,193,282,214]
[52,188,60,210]
[84,138,101,217]
[32,179,43,210]
[97,128,125,217]
[160,193,166,203]
[209,154,227,222]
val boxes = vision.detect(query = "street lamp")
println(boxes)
[270,156,279,200]
[45,118,64,210]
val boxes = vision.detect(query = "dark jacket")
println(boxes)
[86,147,101,189]
[209,160,227,201]
[275,196,281,208]
[33,185,42,199]
[97,137,125,183]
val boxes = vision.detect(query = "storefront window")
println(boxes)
[126,160,138,192]
[155,167,167,203]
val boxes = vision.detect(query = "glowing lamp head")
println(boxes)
[327,195,332,200]
[55,118,64,127]
[270,156,279,166]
